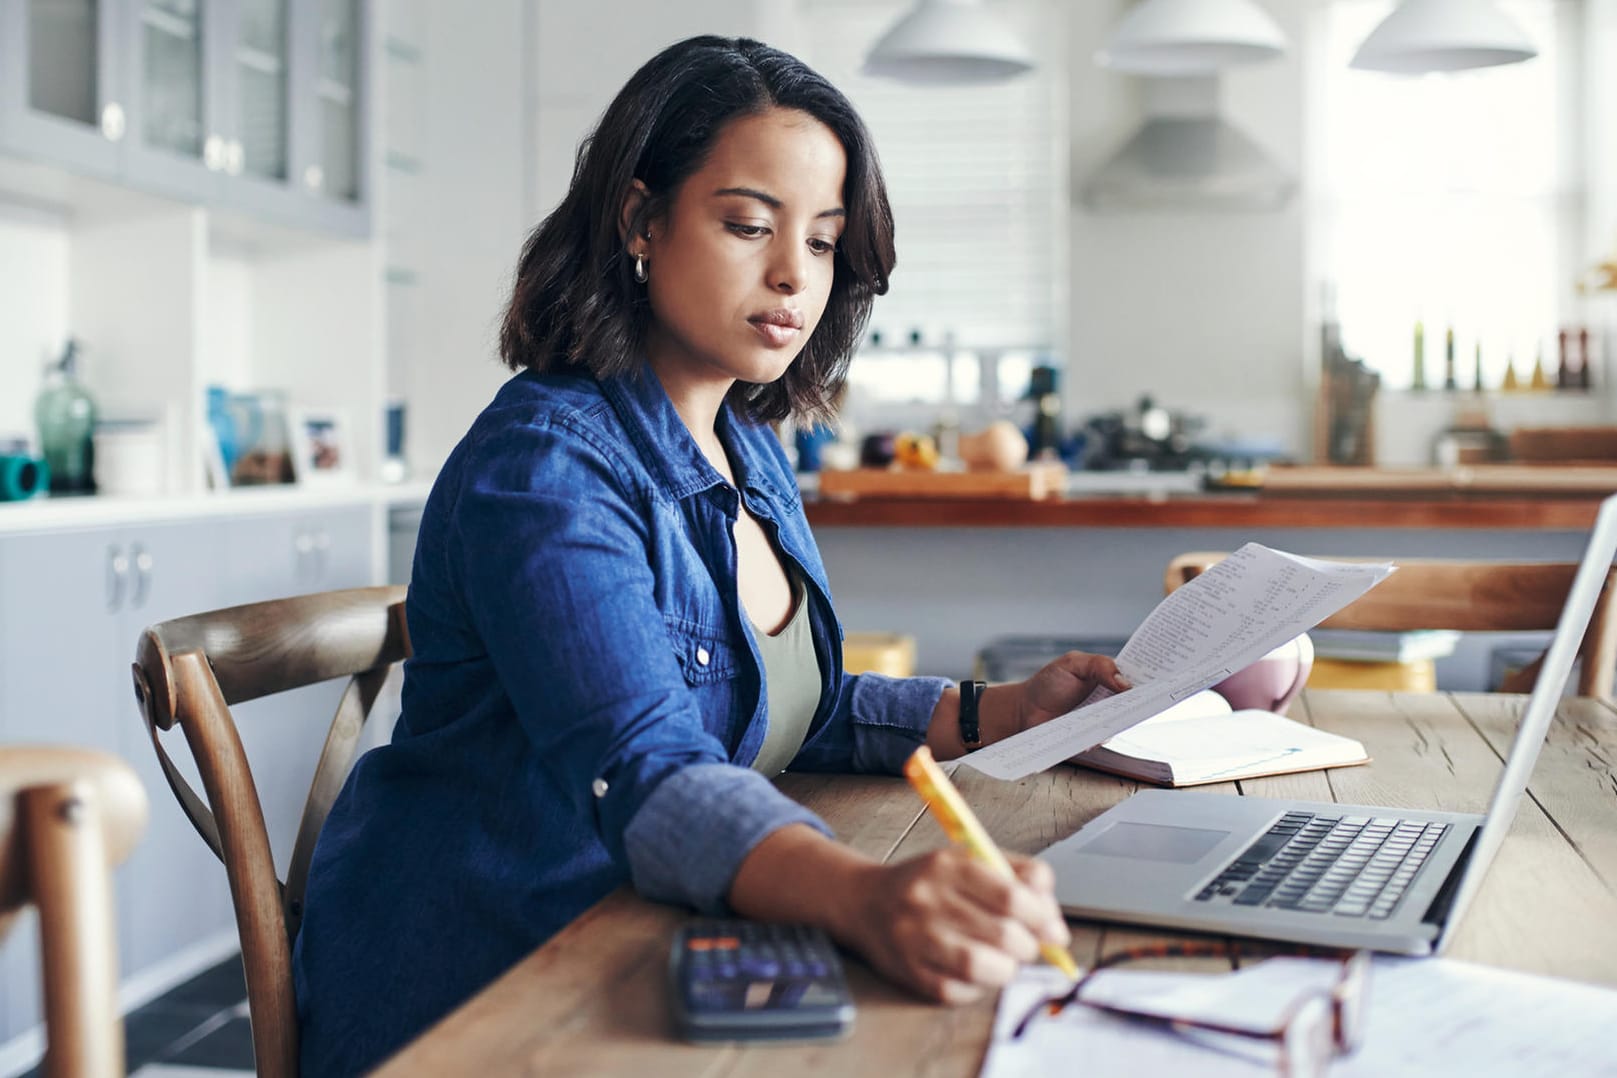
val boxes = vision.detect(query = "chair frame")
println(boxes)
[1,748,147,1078]
[1165,555,1617,700]
[129,586,410,1078]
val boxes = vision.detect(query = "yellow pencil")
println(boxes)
[902,745,1080,980]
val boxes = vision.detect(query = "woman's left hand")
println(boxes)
[1012,651,1131,735]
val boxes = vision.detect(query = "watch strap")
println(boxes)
[959,679,986,750]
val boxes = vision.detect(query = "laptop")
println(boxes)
[1041,492,1617,955]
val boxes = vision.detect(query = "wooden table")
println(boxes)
[375,691,1617,1077]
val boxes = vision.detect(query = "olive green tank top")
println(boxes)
[747,579,823,776]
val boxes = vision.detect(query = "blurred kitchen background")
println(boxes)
[1,4,1615,1069]
[2,0,1612,494]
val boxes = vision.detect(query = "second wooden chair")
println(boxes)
[1,746,148,1078]
[1165,555,1617,701]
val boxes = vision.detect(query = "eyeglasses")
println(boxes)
[1011,943,1370,1078]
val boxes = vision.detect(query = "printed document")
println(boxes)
[982,955,1617,1077]
[965,544,1394,781]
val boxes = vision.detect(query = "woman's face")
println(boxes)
[638,107,848,398]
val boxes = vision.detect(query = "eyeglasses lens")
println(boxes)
[1336,953,1370,1053]
[1280,995,1334,1078]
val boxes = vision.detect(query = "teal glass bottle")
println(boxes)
[34,339,98,494]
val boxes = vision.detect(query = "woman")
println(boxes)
[293,34,1126,1073]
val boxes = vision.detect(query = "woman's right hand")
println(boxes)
[834,847,1071,1004]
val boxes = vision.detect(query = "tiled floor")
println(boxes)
[23,953,256,1078]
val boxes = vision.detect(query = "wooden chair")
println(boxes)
[1508,426,1617,465]
[129,586,410,1078]
[1,747,148,1078]
[1165,554,1617,701]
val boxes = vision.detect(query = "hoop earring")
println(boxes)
[633,253,648,284]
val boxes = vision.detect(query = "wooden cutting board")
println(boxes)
[816,462,1067,500]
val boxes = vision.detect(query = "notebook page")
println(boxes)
[966,545,1393,781]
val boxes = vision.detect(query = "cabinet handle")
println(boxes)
[130,544,154,610]
[204,134,226,171]
[100,103,126,142]
[106,545,129,612]
[225,139,244,176]
[314,530,332,581]
[303,164,324,192]
[295,528,315,582]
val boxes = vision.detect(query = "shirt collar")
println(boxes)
[601,366,781,505]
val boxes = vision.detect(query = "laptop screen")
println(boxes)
[1438,492,1617,948]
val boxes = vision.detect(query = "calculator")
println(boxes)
[668,919,857,1042]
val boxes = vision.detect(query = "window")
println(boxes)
[1307,0,1584,391]
[802,1,1067,420]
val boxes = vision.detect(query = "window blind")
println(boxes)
[802,1,1067,352]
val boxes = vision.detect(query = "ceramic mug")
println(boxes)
[1214,633,1315,713]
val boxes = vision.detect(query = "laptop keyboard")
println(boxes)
[1193,811,1449,920]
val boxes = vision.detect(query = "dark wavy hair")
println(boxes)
[497,35,894,425]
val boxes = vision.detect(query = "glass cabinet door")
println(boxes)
[135,0,204,159]
[312,0,359,203]
[28,0,101,127]
[122,0,224,197]
[234,0,289,183]
[0,0,125,175]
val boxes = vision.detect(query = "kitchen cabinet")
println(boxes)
[0,505,377,1054]
[220,505,376,875]
[0,519,231,1049]
[0,0,124,178]
[0,0,370,236]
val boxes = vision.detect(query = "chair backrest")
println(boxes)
[1164,554,1617,700]
[129,585,410,1078]
[1509,426,1617,465]
[0,746,148,1078]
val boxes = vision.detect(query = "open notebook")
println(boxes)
[1068,689,1369,788]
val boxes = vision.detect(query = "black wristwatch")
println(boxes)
[959,680,986,751]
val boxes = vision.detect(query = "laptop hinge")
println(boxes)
[1421,830,1480,927]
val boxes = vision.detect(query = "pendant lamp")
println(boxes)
[1096,0,1287,76]
[1350,0,1537,74]
[863,0,1034,85]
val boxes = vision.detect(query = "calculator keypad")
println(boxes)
[678,920,845,1015]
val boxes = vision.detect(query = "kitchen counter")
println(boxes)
[805,465,1616,530]
[804,492,1604,530]
[803,467,1611,678]
[0,479,436,535]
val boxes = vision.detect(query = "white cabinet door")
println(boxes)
[0,519,236,1047]
[114,520,238,987]
[0,526,125,1047]
[217,505,377,875]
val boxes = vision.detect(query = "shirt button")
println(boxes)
[696,647,711,666]
[591,778,609,798]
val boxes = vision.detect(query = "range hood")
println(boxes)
[1081,76,1295,212]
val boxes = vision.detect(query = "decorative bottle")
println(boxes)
[1411,320,1427,390]
[1443,325,1457,390]
[33,339,98,494]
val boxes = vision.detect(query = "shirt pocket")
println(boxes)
[663,616,738,686]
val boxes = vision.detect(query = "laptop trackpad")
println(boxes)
[1081,822,1230,864]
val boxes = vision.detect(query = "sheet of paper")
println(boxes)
[965,544,1394,780]
[982,956,1617,1078]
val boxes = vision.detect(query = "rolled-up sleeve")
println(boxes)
[792,671,950,775]
[452,415,830,912]
[622,764,831,912]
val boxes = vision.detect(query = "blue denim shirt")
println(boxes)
[292,367,949,1074]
